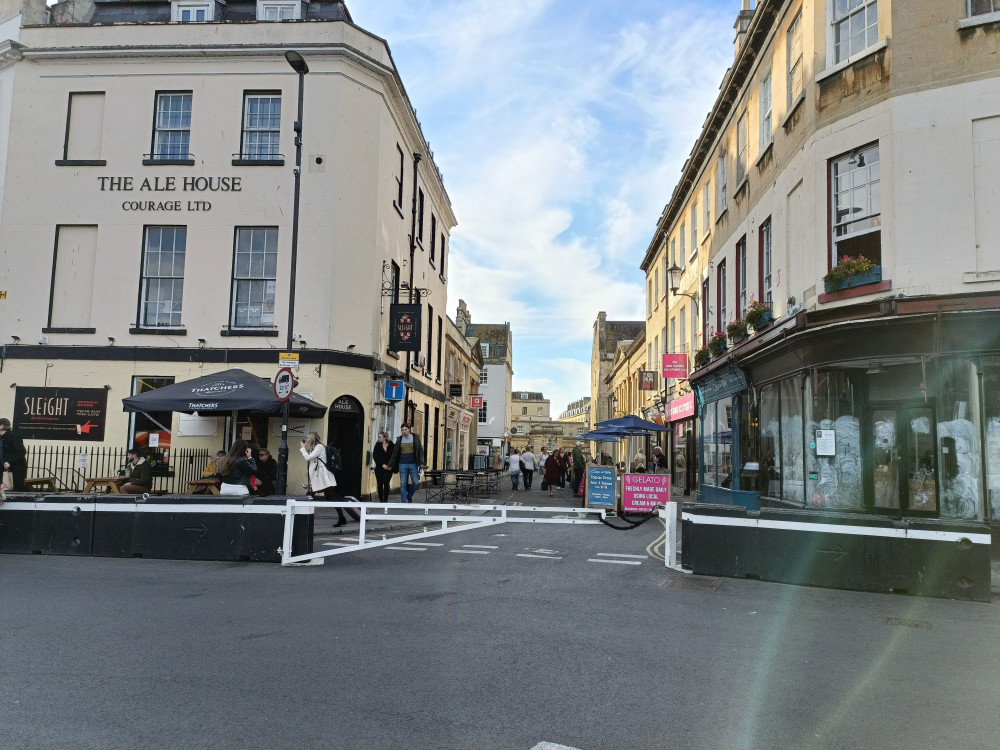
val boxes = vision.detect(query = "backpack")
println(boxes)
[323,444,343,473]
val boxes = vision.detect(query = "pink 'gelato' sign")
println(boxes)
[622,473,671,513]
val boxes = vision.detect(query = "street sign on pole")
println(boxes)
[278,352,300,369]
[274,368,295,402]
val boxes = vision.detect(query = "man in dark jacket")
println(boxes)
[121,448,153,494]
[385,423,425,503]
[0,417,27,491]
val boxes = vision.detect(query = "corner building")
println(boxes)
[0,0,455,496]
[642,0,1000,522]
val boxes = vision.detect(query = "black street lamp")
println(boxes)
[277,50,309,495]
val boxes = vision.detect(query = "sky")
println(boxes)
[349,0,736,417]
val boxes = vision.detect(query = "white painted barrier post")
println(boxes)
[660,502,680,569]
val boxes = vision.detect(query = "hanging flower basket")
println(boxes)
[823,256,882,293]
[694,347,710,368]
[726,318,749,344]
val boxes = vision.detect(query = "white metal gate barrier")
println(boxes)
[280,501,610,566]
[280,500,682,569]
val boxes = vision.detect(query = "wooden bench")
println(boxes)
[24,476,58,492]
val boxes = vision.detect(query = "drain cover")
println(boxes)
[659,575,723,591]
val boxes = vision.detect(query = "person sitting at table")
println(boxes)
[217,440,258,496]
[202,450,226,479]
[120,447,153,494]
[254,447,277,496]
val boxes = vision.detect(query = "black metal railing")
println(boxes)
[25,446,211,494]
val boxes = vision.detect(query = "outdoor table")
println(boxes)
[83,476,127,494]
[24,476,58,492]
[186,478,221,495]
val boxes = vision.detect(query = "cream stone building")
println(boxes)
[641,0,1000,519]
[459,308,513,453]
[442,312,482,470]
[0,0,455,498]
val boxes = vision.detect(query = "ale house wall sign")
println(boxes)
[97,175,243,213]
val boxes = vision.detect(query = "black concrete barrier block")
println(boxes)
[239,498,313,562]
[31,496,94,556]
[133,497,243,561]
[90,497,139,558]
[0,494,37,554]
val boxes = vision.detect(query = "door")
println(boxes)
[327,395,365,500]
[870,404,938,516]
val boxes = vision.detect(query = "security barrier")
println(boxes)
[0,494,311,563]
[682,503,991,602]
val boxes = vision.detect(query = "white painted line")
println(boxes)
[517,553,562,560]
[322,542,354,547]
[385,546,427,551]
[597,553,646,559]
[532,742,583,750]
[463,545,499,549]
[451,549,490,555]
[588,558,642,566]
[402,541,444,546]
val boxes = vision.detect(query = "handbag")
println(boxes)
[2,470,13,489]
[519,459,526,472]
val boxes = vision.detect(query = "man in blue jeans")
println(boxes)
[385,423,425,502]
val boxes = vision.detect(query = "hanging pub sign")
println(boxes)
[638,370,658,391]
[389,303,422,352]
[13,386,108,441]
[449,383,463,398]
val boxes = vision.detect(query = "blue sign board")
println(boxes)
[695,364,748,406]
[585,465,617,509]
[383,380,406,401]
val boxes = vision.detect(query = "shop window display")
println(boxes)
[700,397,733,487]
[936,360,982,520]
[759,383,781,498]
[779,377,805,504]
[985,368,1000,521]
[805,371,862,509]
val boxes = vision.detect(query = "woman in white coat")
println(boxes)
[300,431,347,527]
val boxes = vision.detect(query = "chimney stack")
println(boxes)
[734,0,755,57]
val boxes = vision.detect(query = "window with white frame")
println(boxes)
[761,217,773,306]
[787,11,803,107]
[690,203,698,257]
[257,0,301,20]
[394,145,404,209]
[478,400,488,424]
[736,112,748,186]
[231,227,278,329]
[703,182,711,230]
[479,368,488,385]
[680,222,686,265]
[717,152,727,215]
[417,188,425,243]
[832,0,878,64]
[522,406,528,416]
[152,92,192,160]
[172,1,213,22]
[240,93,281,160]
[680,308,687,356]
[717,260,727,334]
[759,71,772,151]
[670,238,677,268]
[521,393,529,400]
[430,215,437,264]
[536,407,543,416]
[654,267,659,302]
[140,226,186,328]
[737,236,747,314]
[647,278,653,316]
[830,143,881,266]
[970,0,999,15]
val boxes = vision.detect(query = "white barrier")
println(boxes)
[280,500,608,566]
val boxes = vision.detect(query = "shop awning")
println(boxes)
[122,367,327,419]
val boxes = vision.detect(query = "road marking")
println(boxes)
[385,546,427,551]
[517,553,562,560]
[596,552,646,559]
[402,541,444,547]
[588,558,642,566]
[463,545,499,549]
[532,742,583,750]
[451,549,490,555]
[322,542,354,547]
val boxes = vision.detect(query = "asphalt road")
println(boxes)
[3,496,1000,750]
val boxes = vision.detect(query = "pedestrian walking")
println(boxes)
[300,431,347,525]
[651,445,669,474]
[386,423,425,503]
[0,417,27,492]
[520,446,537,490]
[571,441,586,497]
[372,431,394,502]
[544,447,562,497]
[508,448,522,490]
[538,447,550,490]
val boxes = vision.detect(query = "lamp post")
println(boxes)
[277,50,309,495]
